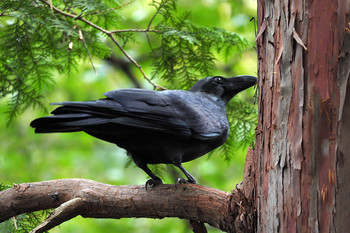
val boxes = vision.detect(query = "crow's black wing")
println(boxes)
[31,89,228,141]
[104,89,229,140]
[102,89,192,137]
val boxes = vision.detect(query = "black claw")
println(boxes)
[175,177,188,186]
[175,177,196,188]
[145,178,163,191]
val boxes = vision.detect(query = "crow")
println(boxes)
[30,75,257,187]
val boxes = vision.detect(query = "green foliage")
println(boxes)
[0,0,115,123]
[152,12,252,88]
[0,183,11,191]
[0,211,51,233]
[219,98,257,162]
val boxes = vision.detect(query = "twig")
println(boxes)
[39,0,109,34]
[30,198,83,233]
[110,29,160,58]
[144,2,166,66]
[11,217,17,229]
[108,35,166,90]
[147,2,162,30]
[75,22,98,75]
[110,29,160,33]
[38,0,166,90]
[111,28,158,57]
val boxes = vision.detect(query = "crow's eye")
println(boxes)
[212,76,223,85]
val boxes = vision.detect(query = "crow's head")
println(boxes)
[190,75,257,104]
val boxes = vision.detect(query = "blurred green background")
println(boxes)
[0,0,257,232]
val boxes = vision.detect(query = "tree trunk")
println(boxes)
[254,0,350,232]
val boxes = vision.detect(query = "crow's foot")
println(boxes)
[175,177,196,188]
[145,178,163,191]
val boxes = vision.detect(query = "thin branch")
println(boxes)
[75,23,97,75]
[30,198,83,233]
[110,29,160,33]
[110,28,160,56]
[108,34,166,90]
[142,0,169,58]
[11,217,17,229]
[38,0,166,89]
[147,2,162,30]
[38,0,109,33]
[136,1,166,61]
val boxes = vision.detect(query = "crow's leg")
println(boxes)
[133,158,163,189]
[143,165,163,189]
[175,163,196,184]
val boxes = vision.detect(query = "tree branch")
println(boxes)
[0,179,252,233]
[110,29,160,33]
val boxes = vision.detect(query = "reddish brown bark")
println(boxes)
[255,0,350,232]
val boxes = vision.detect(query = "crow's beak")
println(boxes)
[219,75,257,104]
[226,75,257,92]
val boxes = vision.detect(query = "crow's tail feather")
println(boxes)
[30,113,92,133]
[30,101,117,133]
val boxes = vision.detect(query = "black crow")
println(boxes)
[30,75,257,187]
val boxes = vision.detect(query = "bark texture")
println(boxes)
[256,0,350,232]
[0,179,251,233]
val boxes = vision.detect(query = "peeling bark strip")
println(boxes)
[0,179,253,233]
[256,0,350,232]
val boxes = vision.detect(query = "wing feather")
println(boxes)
[42,88,227,140]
